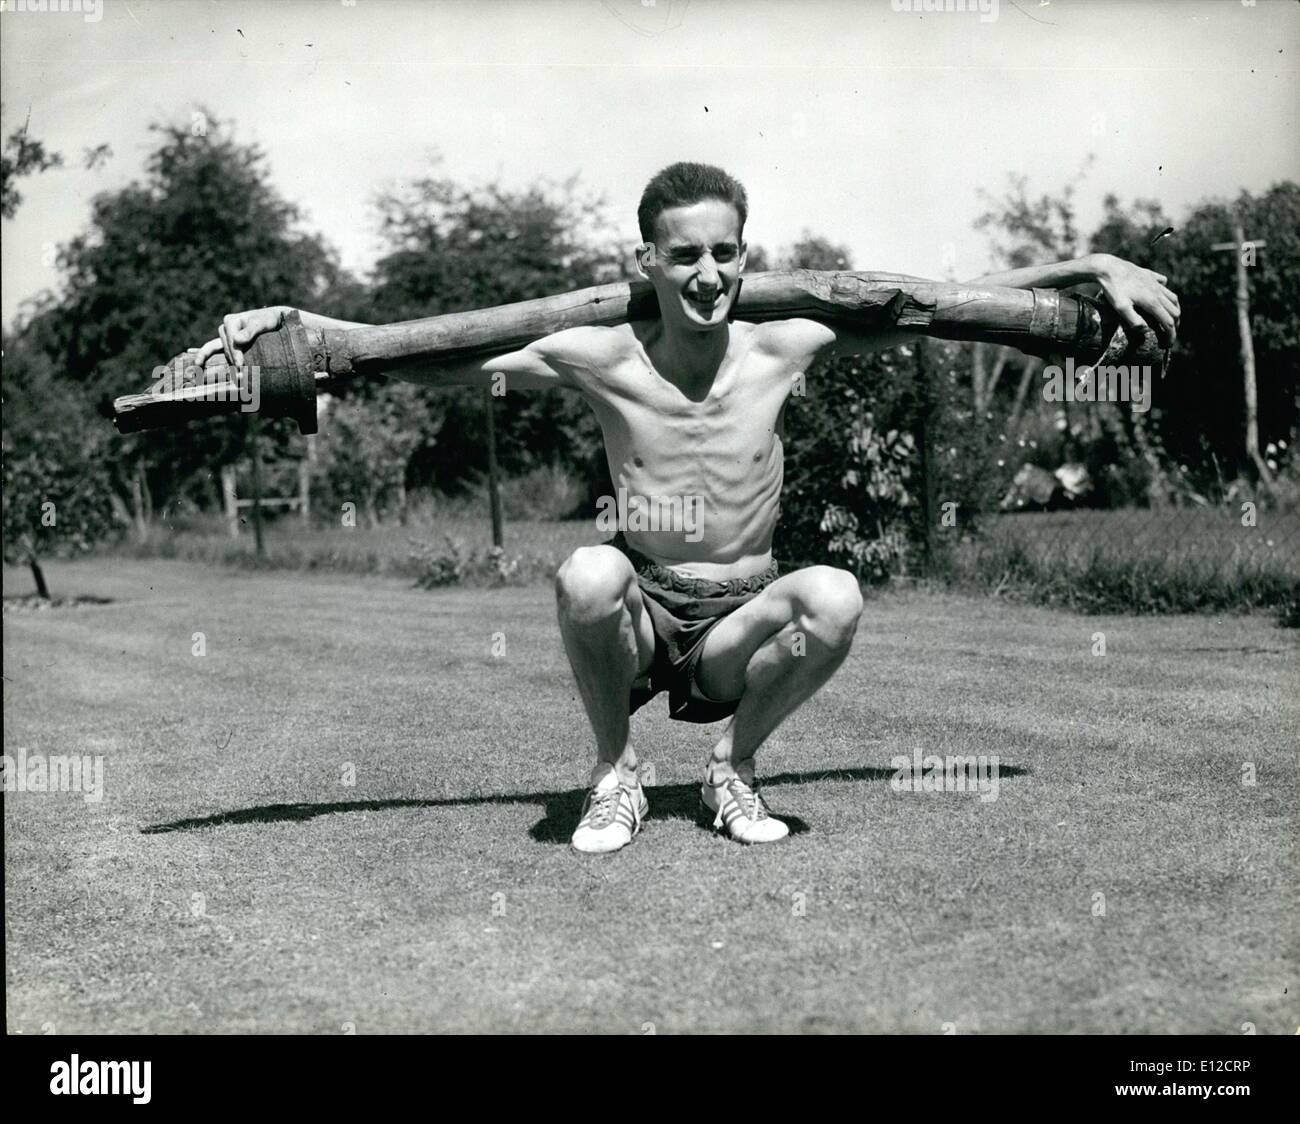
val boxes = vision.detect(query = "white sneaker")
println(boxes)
[701,763,789,844]
[571,764,649,854]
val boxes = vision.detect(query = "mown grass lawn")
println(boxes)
[979,506,1300,579]
[4,558,1296,1033]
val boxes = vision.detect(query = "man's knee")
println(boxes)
[793,566,863,648]
[555,545,636,625]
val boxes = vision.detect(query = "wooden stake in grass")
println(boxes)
[1212,221,1271,487]
[484,388,504,550]
[248,415,266,558]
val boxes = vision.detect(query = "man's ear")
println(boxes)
[727,274,744,321]
[738,239,748,273]
[633,242,658,280]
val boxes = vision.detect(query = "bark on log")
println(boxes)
[114,270,1166,435]
[318,270,1155,378]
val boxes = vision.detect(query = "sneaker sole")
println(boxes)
[570,798,649,854]
[698,797,790,844]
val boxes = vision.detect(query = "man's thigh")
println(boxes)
[627,580,657,684]
[558,544,657,680]
[693,568,816,702]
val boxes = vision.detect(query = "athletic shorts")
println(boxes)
[608,532,781,724]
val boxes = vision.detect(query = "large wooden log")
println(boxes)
[113,271,1165,434]
[322,270,1144,374]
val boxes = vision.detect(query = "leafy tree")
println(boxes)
[969,166,1095,460]
[969,164,1165,510]
[971,172,1299,507]
[775,227,1016,576]
[15,110,364,518]
[743,244,772,273]
[780,232,852,272]
[973,159,1093,267]
[0,108,63,219]
[1092,184,1299,494]
[2,331,122,597]
[1,110,122,596]
[775,234,926,578]
[312,384,425,526]
[364,168,623,508]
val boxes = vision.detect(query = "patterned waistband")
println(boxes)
[610,533,779,598]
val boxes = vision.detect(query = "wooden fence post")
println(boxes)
[298,441,312,526]
[484,388,504,550]
[221,465,239,538]
[914,340,936,576]
[248,417,266,557]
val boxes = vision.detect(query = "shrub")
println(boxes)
[408,535,466,588]
[494,464,587,521]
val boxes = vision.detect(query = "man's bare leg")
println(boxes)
[554,545,656,787]
[695,565,864,783]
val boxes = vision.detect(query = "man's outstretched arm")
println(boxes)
[812,251,1180,364]
[188,305,590,393]
[963,252,1180,347]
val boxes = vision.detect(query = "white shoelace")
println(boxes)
[707,773,768,828]
[583,781,641,831]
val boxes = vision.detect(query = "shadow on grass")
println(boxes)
[140,763,1029,842]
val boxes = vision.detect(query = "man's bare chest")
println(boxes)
[611,372,786,465]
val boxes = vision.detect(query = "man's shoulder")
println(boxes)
[749,317,837,361]
[533,323,639,368]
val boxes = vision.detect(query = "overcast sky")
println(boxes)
[1,0,1296,327]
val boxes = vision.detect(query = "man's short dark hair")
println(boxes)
[637,162,748,243]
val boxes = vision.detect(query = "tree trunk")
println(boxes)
[972,343,987,416]
[298,456,312,526]
[913,341,936,576]
[221,465,240,538]
[131,464,149,543]
[248,416,266,557]
[1007,358,1040,431]
[1230,218,1272,486]
[984,347,1010,413]
[485,389,504,550]
[141,465,153,524]
[27,553,50,600]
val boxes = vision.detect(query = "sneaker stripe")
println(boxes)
[703,776,782,841]
[572,782,648,852]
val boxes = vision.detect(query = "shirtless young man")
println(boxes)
[195,162,1180,854]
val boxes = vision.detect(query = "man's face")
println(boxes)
[638,199,747,332]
